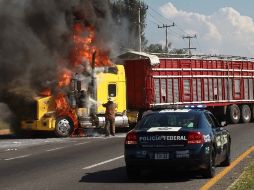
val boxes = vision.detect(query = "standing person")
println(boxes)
[103,97,117,136]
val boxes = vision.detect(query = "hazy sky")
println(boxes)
[143,0,254,57]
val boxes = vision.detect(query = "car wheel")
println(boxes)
[227,104,240,124]
[55,116,74,137]
[241,105,251,123]
[202,148,215,178]
[220,143,231,167]
[126,166,140,180]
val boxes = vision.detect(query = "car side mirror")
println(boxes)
[220,121,227,127]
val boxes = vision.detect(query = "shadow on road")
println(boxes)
[0,134,16,139]
[79,167,202,183]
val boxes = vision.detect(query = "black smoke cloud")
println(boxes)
[0,0,123,122]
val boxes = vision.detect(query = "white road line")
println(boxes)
[4,154,31,161]
[46,147,65,152]
[83,155,124,170]
[5,148,18,152]
[74,142,90,146]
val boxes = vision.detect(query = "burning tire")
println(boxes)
[227,104,240,124]
[55,116,74,137]
[241,105,251,123]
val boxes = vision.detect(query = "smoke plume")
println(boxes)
[0,0,124,129]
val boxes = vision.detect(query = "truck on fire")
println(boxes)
[21,64,129,137]
[21,51,254,137]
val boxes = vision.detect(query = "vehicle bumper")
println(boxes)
[125,145,210,171]
[21,118,56,131]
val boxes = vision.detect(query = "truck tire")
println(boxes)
[227,105,240,124]
[241,105,251,123]
[55,116,74,137]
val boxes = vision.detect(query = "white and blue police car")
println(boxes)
[124,105,231,179]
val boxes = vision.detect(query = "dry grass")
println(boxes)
[229,162,254,190]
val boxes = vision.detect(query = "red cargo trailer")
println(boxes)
[120,51,254,124]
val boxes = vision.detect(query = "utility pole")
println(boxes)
[138,1,148,52]
[158,23,175,50]
[183,34,197,55]
[138,2,141,52]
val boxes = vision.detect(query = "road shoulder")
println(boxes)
[210,151,254,190]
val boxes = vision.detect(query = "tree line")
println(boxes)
[110,0,187,54]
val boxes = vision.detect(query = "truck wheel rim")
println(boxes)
[233,109,239,120]
[243,108,250,120]
[57,119,71,135]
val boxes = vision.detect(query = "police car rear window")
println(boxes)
[136,112,199,130]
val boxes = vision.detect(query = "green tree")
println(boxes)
[145,43,167,53]
[170,48,188,54]
[145,44,188,55]
[110,0,148,51]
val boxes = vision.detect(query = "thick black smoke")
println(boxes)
[0,0,124,128]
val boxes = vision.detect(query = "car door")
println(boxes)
[204,112,224,163]
[208,112,228,162]
[208,113,229,158]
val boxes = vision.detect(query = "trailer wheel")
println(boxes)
[227,105,240,124]
[55,116,74,137]
[241,105,251,123]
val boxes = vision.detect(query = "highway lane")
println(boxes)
[0,123,254,190]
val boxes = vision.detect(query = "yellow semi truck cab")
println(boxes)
[21,65,128,136]
[96,65,126,114]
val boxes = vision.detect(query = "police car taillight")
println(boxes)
[125,131,137,145]
[187,131,204,144]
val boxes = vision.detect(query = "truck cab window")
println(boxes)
[108,84,116,97]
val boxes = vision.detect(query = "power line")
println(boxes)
[147,18,159,26]
[183,34,197,55]
[147,12,164,25]
[158,23,175,49]
[168,30,183,40]
[195,37,203,53]
[148,4,190,36]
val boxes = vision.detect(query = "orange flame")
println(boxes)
[39,88,51,97]
[57,69,72,87]
[55,93,70,112]
[40,18,113,133]
[70,22,112,67]
[54,93,78,129]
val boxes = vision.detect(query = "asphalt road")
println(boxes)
[0,123,254,190]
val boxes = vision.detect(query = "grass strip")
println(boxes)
[229,161,254,190]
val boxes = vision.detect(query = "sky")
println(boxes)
[143,0,254,57]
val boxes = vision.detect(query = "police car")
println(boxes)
[124,106,231,179]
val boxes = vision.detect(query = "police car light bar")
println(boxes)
[184,105,207,109]
[152,104,185,110]
[151,104,207,110]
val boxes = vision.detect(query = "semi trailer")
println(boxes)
[21,51,254,137]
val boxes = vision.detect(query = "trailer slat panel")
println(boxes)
[123,56,254,110]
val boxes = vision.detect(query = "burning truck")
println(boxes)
[20,60,129,137]
[17,3,131,137]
